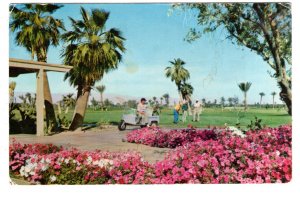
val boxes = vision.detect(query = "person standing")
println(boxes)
[181,99,188,123]
[193,100,202,122]
[173,101,181,124]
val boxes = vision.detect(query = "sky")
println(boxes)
[9,3,284,105]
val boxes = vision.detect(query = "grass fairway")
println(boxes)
[64,107,291,129]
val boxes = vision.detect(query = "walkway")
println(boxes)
[9,126,170,164]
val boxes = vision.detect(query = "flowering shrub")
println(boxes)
[9,125,291,184]
[152,125,292,184]
[9,140,153,184]
[126,127,217,148]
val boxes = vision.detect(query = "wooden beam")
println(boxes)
[36,69,45,136]
[9,58,72,73]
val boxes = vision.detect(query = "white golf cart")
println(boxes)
[118,108,159,131]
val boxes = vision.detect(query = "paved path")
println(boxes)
[9,126,170,164]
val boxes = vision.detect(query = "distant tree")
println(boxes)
[213,99,217,106]
[153,96,157,104]
[201,98,206,105]
[232,96,239,108]
[163,93,170,106]
[271,91,277,109]
[96,85,106,107]
[104,98,114,107]
[238,82,252,110]
[220,97,226,107]
[124,100,137,108]
[90,97,98,110]
[62,93,75,114]
[227,97,233,107]
[160,97,163,105]
[259,92,265,107]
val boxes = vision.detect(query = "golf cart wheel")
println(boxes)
[150,121,158,127]
[140,125,146,128]
[118,120,126,131]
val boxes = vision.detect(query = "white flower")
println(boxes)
[276,150,280,156]
[19,166,25,177]
[64,158,70,164]
[46,158,51,163]
[41,164,49,171]
[86,156,93,165]
[50,175,57,182]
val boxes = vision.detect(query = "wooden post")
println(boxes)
[36,69,44,136]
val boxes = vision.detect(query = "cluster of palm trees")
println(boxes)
[259,91,277,109]
[10,4,125,131]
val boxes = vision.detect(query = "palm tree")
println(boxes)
[160,97,163,105]
[238,82,252,110]
[180,82,194,115]
[62,93,75,114]
[96,85,106,107]
[9,81,17,103]
[10,4,65,132]
[228,97,233,107]
[162,93,170,106]
[165,58,190,101]
[220,96,226,107]
[271,91,277,109]
[259,92,265,107]
[62,7,125,131]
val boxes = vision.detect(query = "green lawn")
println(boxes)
[63,107,291,129]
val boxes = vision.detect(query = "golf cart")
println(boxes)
[118,108,159,131]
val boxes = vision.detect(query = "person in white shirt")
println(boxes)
[137,98,147,124]
[193,100,202,122]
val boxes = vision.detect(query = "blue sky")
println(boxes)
[9,3,283,104]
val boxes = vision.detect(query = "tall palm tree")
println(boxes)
[259,92,265,107]
[180,82,194,115]
[10,4,65,132]
[62,7,125,131]
[162,93,170,106]
[96,85,106,107]
[165,58,190,101]
[271,91,277,109]
[238,82,252,110]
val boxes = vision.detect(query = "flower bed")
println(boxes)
[9,125,291,184]
[126,127,217,148]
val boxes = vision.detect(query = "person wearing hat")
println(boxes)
[137,98,148,124]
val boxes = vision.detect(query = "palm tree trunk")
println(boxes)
[101,92,103,109]
[43,71,58,132]
[69,85,91,131]
[272,96,275,109]
[260,96,262,108]
[244,92,247,110]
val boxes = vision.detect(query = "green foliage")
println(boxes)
[10,4,65,61]
[57,114,71,129]
[165,58,190,91]
[172,2,292,114]
[247,116,264,130]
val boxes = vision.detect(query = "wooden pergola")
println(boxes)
[9,58,72,136]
